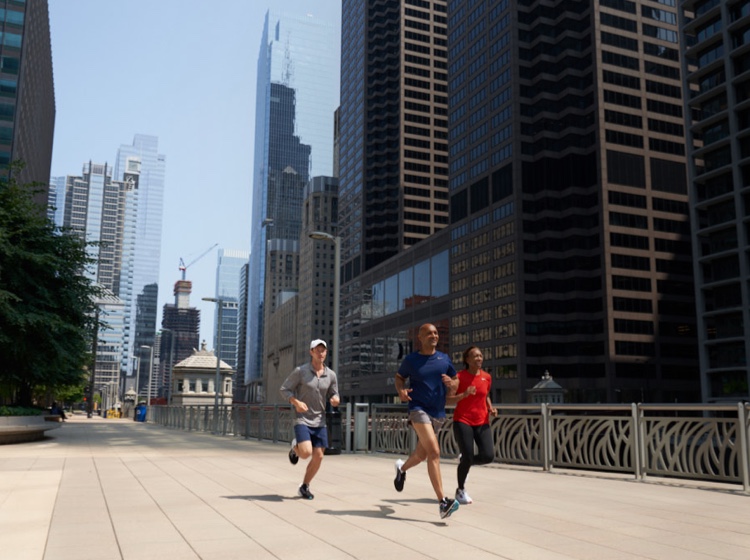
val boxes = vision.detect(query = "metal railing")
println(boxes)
[149,402,750,492]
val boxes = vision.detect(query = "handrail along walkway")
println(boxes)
[150,402,750,492]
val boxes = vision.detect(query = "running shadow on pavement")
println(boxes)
[223,494,287,502]
[317,504,446,526]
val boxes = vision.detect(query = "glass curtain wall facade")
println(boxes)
[48,176,65,225]
[215,248,249,369]
[114,134,166,393]
[680,0,750,401]
[446,0,699,404]
[95,288,125,408]
[246,10,339,396]
[60,163,129,398]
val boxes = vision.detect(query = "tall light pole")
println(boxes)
[140,345,154,406]
[87,305,100,418]
[308,231,340,374]
[131,355,140,400]
[202,297,225,433]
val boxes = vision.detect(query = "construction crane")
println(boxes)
[178,243,218,280]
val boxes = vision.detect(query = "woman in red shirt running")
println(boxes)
[448,346,497,504]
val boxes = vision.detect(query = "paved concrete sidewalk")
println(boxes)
[1,414,749,560]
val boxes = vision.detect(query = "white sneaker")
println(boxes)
[288,438,299,465]
[456,488,473,504]
[394,459,406,491]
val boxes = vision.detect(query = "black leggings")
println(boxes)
[453,421,494,489]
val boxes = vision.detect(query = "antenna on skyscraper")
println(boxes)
[282,34,294,86]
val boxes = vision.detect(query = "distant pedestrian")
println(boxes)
[50,402,66,421]
[393,323,460,519]
[447,346,497,504]
[280,339,340,500]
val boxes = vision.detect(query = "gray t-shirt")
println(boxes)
[279,362,339,427]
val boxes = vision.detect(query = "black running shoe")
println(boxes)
[394,459,406,492]
[298,483,314,500]
[439,497,459,519]
[288,438,299,465]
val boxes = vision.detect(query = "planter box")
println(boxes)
[0,415,61,444]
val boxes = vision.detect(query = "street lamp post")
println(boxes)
[87,306,101,418]
[131,355,140,396]
[140,345,154,407]
[308,231,340,374]
[202,297,225,433]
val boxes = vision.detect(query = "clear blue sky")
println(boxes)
[48,0,342,346]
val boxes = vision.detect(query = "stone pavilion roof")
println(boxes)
[173,341,232,371]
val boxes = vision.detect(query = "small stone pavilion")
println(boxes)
[527,370,566,404]
[170,342,234,406]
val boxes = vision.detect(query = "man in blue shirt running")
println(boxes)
[393,323,460,519]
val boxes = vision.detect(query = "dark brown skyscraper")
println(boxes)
[339,0,450,279]
[447,0,699,403]
[1,0,55,200]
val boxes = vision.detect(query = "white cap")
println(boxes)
[310,339,327,350]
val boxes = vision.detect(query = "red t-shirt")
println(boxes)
[452,369,492,426]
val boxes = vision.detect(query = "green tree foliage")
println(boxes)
[0,170,102,406]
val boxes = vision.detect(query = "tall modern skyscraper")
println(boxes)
[680,1,750,401]
[215,248,249,371]
[339,0,450,278]
[245,9,339,398]
[58,162,132,394]
[336,0,451,395]
[444,0,698,403]
[1,0,55,204]
[334,0,700,404]
[114,134,166,389]
[57,135,166,402]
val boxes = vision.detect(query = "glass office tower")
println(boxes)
[245,9,339,399]
[59,163,129,396]
[114,134,166,393]
[215,248,249,369]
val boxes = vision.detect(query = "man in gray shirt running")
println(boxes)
[280,339,340,500]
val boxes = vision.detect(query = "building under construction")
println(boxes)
[159,279,200,401]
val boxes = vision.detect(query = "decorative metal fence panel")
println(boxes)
[639,405,747,485]
[371,405,412,454]
[550,414,635,473]
[493,413,544,466]
[150,402,750,491]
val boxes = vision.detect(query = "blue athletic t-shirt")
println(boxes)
[397,351,457,418]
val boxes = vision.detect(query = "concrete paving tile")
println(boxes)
[2,417,749,560]
[654,533,750,560]
[43,544,121,560]
[119,540,199,560]
[190,537,278,560]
